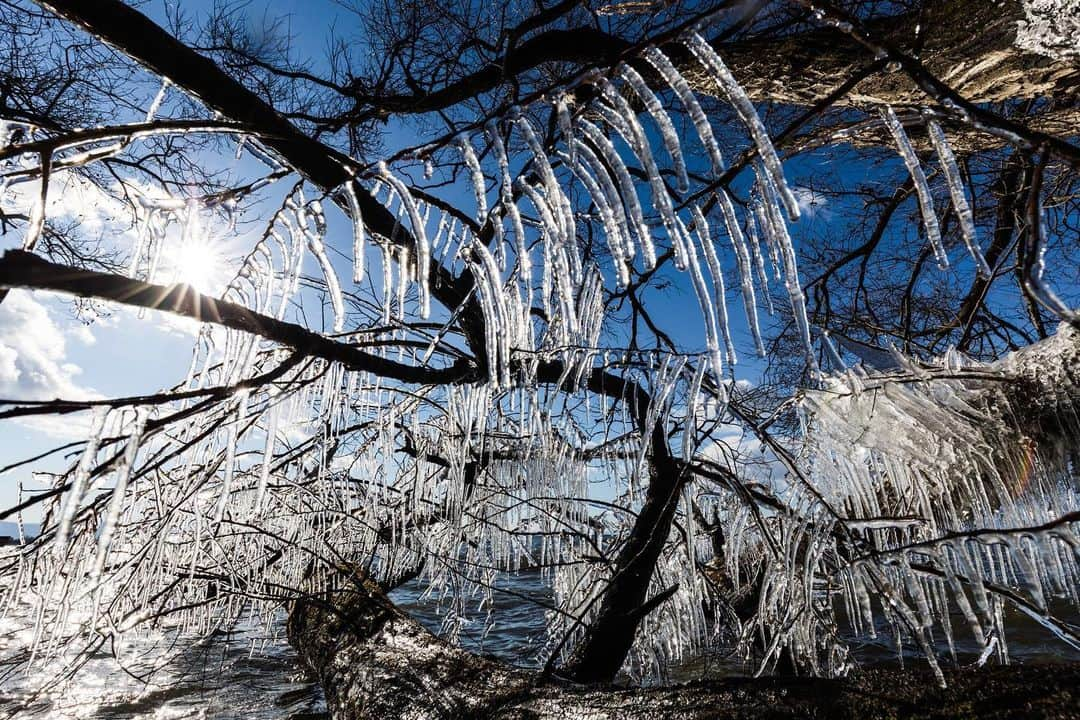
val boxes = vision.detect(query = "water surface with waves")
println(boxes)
[0,567,1075,719]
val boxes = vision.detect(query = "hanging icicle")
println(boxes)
[716,190,765,356]
[377,161,432,318]
[642,45,726,178]
[619,62,690,193]
[685,32,800,221]
[926,120,990,277]
[881,107,947,270]
[456,132,488,221]
[343,179,368,283]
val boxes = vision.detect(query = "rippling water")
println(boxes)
[0,613,327,720]
[0,569,1075,719]
[0,571,553,720]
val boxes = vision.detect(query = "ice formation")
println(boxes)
[881,107,947,270]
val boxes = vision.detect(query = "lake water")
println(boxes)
[0,569,1076,719]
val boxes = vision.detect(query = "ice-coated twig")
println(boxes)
[619,62,690,193]
[677,214,724,378]
[91,409,149,583]
[303,200,346,333]
[716,190,765,355]
[145,78,171,122]
[556,95,576,166]
[512,111,575,246]
[456,132,488,221]
[692,205,736,365]
[343,179,367,283]
[377,161,432,318]
[758,168,817,373]
[573,139,634,265]
[746,211,775,315]
[577,118,655,269]
[54,406,110,555]
[561,147,630,287]
[596,75,687,270]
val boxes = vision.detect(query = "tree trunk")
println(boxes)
[712,0,1079,109]
[556,427,685,684]
[287,565,1080,720]
[699,0,1080,152]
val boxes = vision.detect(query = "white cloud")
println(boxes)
[0,289,96,403]
[70,324,96,346]
[0,344,19,386]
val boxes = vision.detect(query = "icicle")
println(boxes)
[596,75,686,270]
[303,202,345,333]
[517,180,563,321]
[456,133,488,221]
[1024,182,1079,323]
[821,331,846,371]
[485,119,514,202]
[556,95,576,165]
[396,245,409,322]
[926,120,989,277]
[512,112,575,246]
[214,391,249,526]
[254,387,280,512]
[577,118,655,269]
[146,78,171,122]
[677,215,723,378]
[380,244,393,324]
[685,32,799,220]
[880,108,947,270]
[91,409,148,583]
[54,406,109,555]
[692,205,736,365]
[758,167,817,374]
[505,198,532,289]
[21,156,49,252]
[485,119,533,288]
[377,161,431,318]
[344,180,367,283]
[573,140,634,264]
[619,62,690,193]
[716,190,765,355]
[746,214,775,315]
[562,147,630,287]
[683,361,708,462]
[642,46,725,178]
[471,241,512,388]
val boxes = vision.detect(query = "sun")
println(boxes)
[164,235,227,295]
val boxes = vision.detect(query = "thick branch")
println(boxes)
[0,250,475,386]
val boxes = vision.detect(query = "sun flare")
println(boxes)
[164,236,226,295]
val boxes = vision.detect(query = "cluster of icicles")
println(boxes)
[792,325,1080,683]
[4,25,1079,689]
[322,31,824,383]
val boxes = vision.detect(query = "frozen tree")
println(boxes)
[0,1,1078,717]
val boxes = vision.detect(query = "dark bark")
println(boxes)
[288,565,1080,720]
[712,0,1079,109]
[336,0,1077,116]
